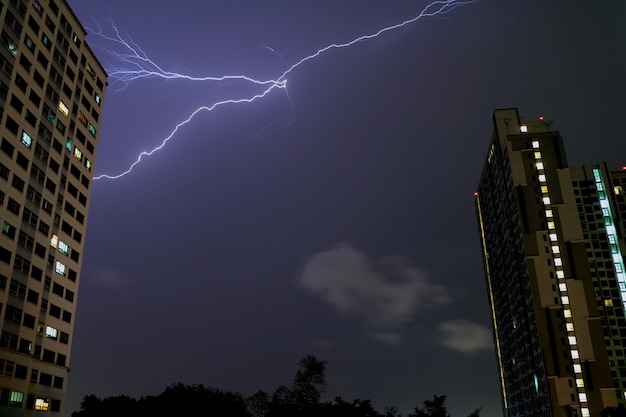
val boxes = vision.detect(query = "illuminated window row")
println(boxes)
[534,140,588,406]
[593,168,626,305]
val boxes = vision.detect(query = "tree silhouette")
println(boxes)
[71,356,481,417]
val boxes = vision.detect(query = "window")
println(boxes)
[21,131,32,148]
[49,305,61,319]
[58,100,69,117]
[55,261,66,276]
[9,391,23,406]
[56,119,65,134]
[38,221,50,236]
[11,174,24,191]
[58,240,69,255]
[0,162,9,180]
[7,198,20,215]
[32,0,44,15]
[74,147,82,161]
[45,325,57,340]
[41,199,53,215]
[62,310,71,323]
[27,289,39,304]
[52,282,64,297]
[9,279,26,298]
[35,398,50,411]
[1,138,15,157]
[88,123,97,137]
[2,222,16,239]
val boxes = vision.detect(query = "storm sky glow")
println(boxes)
[90,0,477,180]
[64,1,626,416]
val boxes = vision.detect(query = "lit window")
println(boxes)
[559,283,567,292]
[571,350,579,359]
[556,271,565,279]
[549,233,557,241]
[58,100,69,117]
[568,336,577,345]
[66,139,73,151]
[73,147,83,161]
[534,152,542,159]
[58,240,69,255]
[541,186,549,194]
[564,309,572,318]
[35,398,50,411]
[536,162,544,170]
[85,159,92,171]
[579,393,587,403]
[520,125,528,133]
[95,94,101,105]
[543,197,551,205]
[45,325,57,340]
[78,111,88,126]
[21,131,32,148]
[554,258,562,266]
[55,261,66,276]
[566,323,574,332]
[573,364,582,374]
[615,186,623,195]
[50,234,58,248]
[561,296,569,305]
[576,378,584,387]
[538,174,546,182]
[532,140,539,148]
[582,408,590,417]
[548,221,555,229]
[88,123,97,137]
[552,246,560,254]
[605,299,614,307]
[8,41,18,56]
[545,209,553,218]
[9,391,23,405]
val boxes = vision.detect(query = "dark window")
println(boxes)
[1,138,15,157]
[27,289,39,304]
[39,372,52,385]
[22,313,35,329]
[7,198,20,215]
[49,304,61,318]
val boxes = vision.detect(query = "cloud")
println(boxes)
[437,319,493,354]
[300,243,449,343]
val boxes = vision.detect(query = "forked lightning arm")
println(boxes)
[92,0,478,180]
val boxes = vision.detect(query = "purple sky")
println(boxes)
[63,1,626,416]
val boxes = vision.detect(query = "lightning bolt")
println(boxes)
[92,0,478,180]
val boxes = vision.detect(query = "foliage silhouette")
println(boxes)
[71,356,481,417]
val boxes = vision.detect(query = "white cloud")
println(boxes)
[437,319,493,354]
[300,243,449,343]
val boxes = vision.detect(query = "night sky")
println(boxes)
[63,1,626,416]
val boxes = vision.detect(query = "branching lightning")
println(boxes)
[92,0,478,180]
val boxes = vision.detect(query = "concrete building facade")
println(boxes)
[476,108,626,416]
[0,0,106,414]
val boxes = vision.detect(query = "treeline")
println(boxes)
[71,355,481,417]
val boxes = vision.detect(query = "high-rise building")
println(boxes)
[476,108,626,417]
[0,0,106,415]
